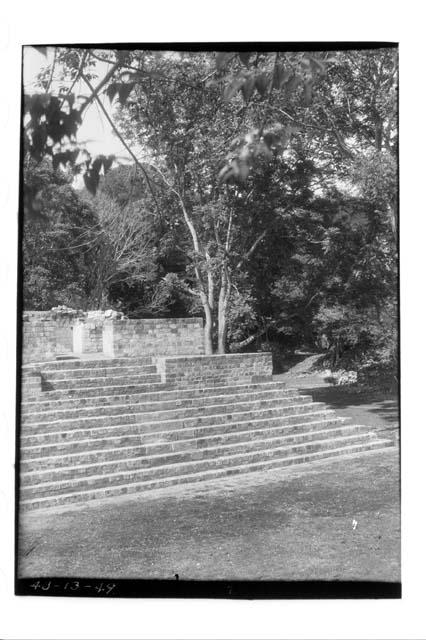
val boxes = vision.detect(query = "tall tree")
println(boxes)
[23,47,397,359]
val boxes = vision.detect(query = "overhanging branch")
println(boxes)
[80,73,163,217]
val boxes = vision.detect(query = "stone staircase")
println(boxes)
[19,356,393,511]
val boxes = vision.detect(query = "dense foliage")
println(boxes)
[22,46,398,371]
[22,158,98,309]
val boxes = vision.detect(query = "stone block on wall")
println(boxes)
[106,317,204,358]
[22,309,81,363]
[156,352,273,386]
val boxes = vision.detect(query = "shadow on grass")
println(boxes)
[298,385,399,428]
[273,353,308,374]
[273,350,322,375]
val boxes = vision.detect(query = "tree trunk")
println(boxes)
[217,271,230,355]
[389,200,398,242]
[217,301,226,354]
[203,302,214,355]
[91,277,107,310]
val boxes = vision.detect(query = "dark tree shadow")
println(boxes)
[296,385,399,428]
[272,350,323,375]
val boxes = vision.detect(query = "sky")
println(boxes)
[23,46,131,161]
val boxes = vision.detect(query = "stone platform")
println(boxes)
[19,352,394,511]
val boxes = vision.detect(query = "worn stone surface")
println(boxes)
[108,318,204,358]
[20,354,394,510]
[22,310,81,363]
[22,312,205,363]
[156,352,273,386]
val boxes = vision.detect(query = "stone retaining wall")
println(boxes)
[22,310,81,363]
[22,310,205,362]
[156,352,273,386]
[21,368,43,398]
[104,318,204,358]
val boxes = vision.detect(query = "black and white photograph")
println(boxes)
[16,43,400,598]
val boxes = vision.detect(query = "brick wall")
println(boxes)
[106,318,204,358]
[22,311,205,362]
[21,367,43,398]
[156,352,273,387]
[22,311,79,363]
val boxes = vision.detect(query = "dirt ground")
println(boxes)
[18,444,400,582]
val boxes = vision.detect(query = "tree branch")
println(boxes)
[236,229,267,269]
[225,208,233,252]
[79,59,121,114]
[58,50,89,110]
[45,47,57,94]
[80,73,163,217]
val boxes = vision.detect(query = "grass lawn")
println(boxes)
[18,445,400,582]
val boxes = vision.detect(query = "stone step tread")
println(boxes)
[21,423,365,468]
[22,395,313,427]
[22,386,303,413]
[42,365,158,378]
[22,383,171,402]
[21,431,379,485]
[41,362,156,372]
[22,431,377,483]
[20,410,339,445]
[23,356,154,370]
[21,387,301,418]
[47,372,162,384]
[43,378,163,392]
[22,401,327,434]
[21,414,348,456]
[20,440,394,507]
[21,380,293,404]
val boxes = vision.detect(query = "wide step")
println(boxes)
[20,404,329,447]
[21,412,344,455]
[43,373,162,391]
[21,421,359,472]
[20,431,380,495]
[21,395,314,430]
[23,356,154,371]
[19,357,395,511]
[22,379,294,407]
[22,387,301,422]
[20,439,393,510]
[41,364,158,381]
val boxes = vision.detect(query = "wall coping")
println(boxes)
[106,317,203,323]
[23,311,204,323]
[156,352,270,361]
